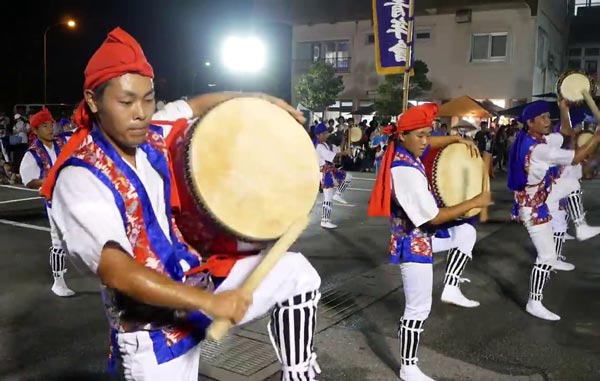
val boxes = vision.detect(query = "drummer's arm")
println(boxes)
[185,93,305,124]
[392,167,490,227]
[558,99,573,136]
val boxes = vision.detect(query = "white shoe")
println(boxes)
[576,224,600,241]
[564,232,575,241]
[526,300,560,321]
[440,285,480,308]
[320,220,338,229]
[332,194,348,204]
[400,365,436,381]
[51,276,75,297]
[553,258,575,271]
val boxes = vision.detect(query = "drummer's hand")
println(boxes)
[249,93,306,125]
[458,137,480,158]
[205,290,252,324]
[558,97,570,111]
[472,191,493,208]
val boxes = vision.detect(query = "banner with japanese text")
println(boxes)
[372,0,414,75]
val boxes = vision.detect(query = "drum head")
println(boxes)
[349,127,363,143]
[577,131,594,148]
[186,97,320,241]
[558,71,594,104]
[432,143,484,218]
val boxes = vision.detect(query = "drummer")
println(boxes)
[548,104,600,273]
[368,103,491,381]
[314,122,352,229]
[42,27,323,381]
[508,100,600,321]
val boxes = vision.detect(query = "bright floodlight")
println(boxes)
[67,20,76,28]
[222,36,266,73]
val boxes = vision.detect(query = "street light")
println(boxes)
[222,36,266,73]
[44,19,76,103]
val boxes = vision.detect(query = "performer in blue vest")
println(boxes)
[42,28,322,381]
[19,107,74,297]
[368,103,491,381]
[507,100,600,321]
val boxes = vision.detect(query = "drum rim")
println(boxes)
[182,97,318,242]
[430,143,481,218]
[556,70,596,105]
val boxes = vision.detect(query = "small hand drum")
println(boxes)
[576,131,594,148]
[557,70,597,105]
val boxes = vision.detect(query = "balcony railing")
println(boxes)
[293,57,352,73]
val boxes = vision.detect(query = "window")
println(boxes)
[366,34,375,45]
[575,0,600,15]
[585,60,598,74]
[296,40,351,72]
[537,28,548,68]
[568,59,582,70]
[471,33,508,61]
[415,28,432,42]
[585,47,600,56]
[569,48,582,56]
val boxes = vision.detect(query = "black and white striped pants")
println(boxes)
[268,290,321,381]
[50,246,66,278]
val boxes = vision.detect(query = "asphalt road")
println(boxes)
[0,174,598,381]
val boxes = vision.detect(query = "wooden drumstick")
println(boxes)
[479,152,492,223]
[207,215,310,341]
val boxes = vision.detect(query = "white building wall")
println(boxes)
[291,2,568,112]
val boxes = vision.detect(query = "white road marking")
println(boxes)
[0,185,39,192]
[0,197,43,204]
[0,219,50,232]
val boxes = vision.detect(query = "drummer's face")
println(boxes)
[400,127,431,157]
[317,132,329,142]
[86,73,156,150]
[528,112,552,135]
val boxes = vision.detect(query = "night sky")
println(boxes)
[1,0,292,112]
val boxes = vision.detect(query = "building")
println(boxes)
[257,0,572,120]
[567,1,600,83]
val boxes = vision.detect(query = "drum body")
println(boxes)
[557,70,596,105]
[422,143,485,218]
[169,97,321,254]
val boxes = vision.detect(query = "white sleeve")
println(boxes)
[51,167,133,275]
[316,144,336,163]
[545,133,564,148]
[19,151,41,186]
[332,145,341,154]
[391,166,439,227]
[152,100,194,138]
[531,144,575,167]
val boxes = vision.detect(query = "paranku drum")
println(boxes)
[422,143,487,218]
[556,70,596,105]
[168,97,321,254]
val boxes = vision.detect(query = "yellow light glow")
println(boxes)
[67,20,76,28]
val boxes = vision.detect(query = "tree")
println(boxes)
[295,61,345,115]
[373,60,433,117]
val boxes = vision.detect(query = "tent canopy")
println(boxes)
[437,95,495,118]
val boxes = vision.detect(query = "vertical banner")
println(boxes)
[373,0,414,75]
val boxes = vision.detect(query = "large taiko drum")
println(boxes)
[168,97,321,255]
[422,143,487,218]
